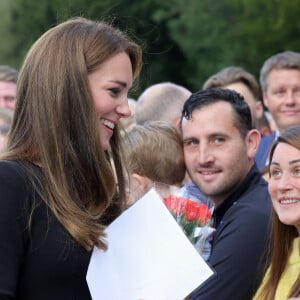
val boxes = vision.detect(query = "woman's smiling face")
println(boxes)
[269,142,300,234]
[88,52,133,150]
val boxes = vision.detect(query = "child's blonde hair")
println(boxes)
[123,121,185,185]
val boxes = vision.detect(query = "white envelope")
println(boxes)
[86,188,214,300]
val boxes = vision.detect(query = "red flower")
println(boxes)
[163,195,186,216]
[198,204,212,224]
[185,200,201,222]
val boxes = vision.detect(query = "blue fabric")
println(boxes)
[254,132,276,170]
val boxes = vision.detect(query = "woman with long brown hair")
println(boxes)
[254,125,300,300]
[0,17,142,299]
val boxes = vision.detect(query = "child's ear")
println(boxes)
[131,173,153,192]
[127,174,152,206]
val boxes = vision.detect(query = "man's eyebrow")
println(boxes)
[182,136,198,142]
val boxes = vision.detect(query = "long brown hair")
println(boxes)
[1,17,142,250]
[256,125,300,299]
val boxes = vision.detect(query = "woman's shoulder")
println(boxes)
[0,159,27,177]
[0,159,33,193]
[0,159,25,171]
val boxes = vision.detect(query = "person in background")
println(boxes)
[255,110,274,137]
[255,51,300,170]
[135,81,191,129]
[181,88,271,300]
[253,125,300,300]
[203,66,271,136]
[119,98,137,134]
[0,107,13,152]
[135,81,195,186]
[0,17,142,299]
[0,65,18,110]
[123,120,186,206]
[264,110,277,132]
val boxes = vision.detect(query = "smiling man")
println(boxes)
[255,51,300,169]
[181,88,271,300]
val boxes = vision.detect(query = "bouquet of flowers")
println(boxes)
[162,195,211,243]
[155,182,215,261]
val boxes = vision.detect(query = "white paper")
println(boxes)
[86,188,214,300]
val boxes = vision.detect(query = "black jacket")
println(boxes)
[0,160,92,300]
[191,164,271,300]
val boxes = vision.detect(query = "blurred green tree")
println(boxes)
[5,0,188,97]
[1,0,300,95]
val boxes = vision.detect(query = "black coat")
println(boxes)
[0,160,92,299]
[191,164,271,300]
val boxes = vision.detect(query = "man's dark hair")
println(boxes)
[181,87,253,137]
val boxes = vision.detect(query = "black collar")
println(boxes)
[213,164,262,229]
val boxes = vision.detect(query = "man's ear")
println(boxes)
[246,129,261,159]
[255,101,264,119]
[174,116,182,131]
[262,92,269,110]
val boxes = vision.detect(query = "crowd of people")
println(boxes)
[0,16,299,300]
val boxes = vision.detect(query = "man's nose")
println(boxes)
[198,144,214,164]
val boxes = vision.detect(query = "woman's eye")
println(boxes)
[109,88,120,96]
[270,169,281,178]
